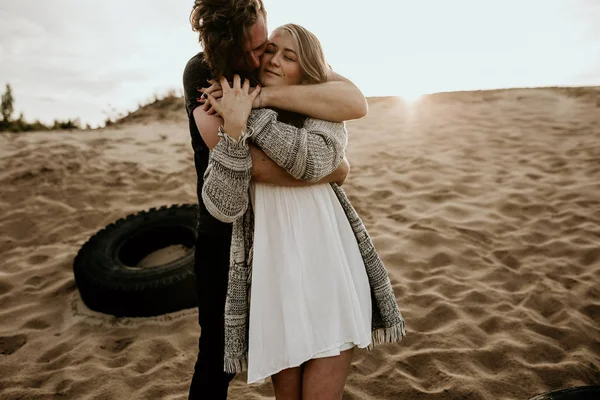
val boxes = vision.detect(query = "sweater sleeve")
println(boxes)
[201,129,253,223]
[246,109,347,182]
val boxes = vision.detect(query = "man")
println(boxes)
[183,1,368,398]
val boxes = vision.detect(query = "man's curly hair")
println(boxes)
[190,0,266,80]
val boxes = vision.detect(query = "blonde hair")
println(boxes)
[274,24,329,84]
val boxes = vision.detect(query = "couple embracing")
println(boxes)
[183,1,406,399]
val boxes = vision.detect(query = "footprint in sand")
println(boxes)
[0,334,27,355]
[28,254,50,265]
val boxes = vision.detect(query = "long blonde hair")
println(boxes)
[274,24,329,84]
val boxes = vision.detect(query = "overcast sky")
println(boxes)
[1,0,599,126]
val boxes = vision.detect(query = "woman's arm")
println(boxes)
[193,107,349,186]
[251,146,350,186]
[247,108,347,182]
[201,119,351,223]
[201,129,253,223]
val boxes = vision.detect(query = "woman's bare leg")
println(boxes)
[301,348,354,400]
[272,365,303,400]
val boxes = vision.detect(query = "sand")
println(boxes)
[0,87,599,399]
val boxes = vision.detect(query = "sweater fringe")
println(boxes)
[224,356,248,374]
[367,321,407,351]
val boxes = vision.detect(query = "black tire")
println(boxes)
[73,204,199,317]
[529,386,600,400]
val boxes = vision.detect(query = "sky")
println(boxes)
[1,0,599,127]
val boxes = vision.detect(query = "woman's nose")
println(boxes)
[270,54,281,67]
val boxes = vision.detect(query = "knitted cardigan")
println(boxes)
[202,108,406,373]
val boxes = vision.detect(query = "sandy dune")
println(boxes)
[0,87,599,399]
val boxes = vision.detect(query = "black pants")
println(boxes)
[188,220,236,399]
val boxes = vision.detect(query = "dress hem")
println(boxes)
[247,338,372,384]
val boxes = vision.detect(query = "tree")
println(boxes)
[1,83,14,122]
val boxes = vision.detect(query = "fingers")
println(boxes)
[250,84,261,102]
[249,84,261,95]
[198,90,223,106]
[197,81,223,104]
[200,93,222,110]
[210,90,223,100]
[242,78,250,93]
[204,93,222,116]
[200,76,252,95]
[197,75,256,114]
[219,76,231,91]
[204,97,221,115]
[198,82,221,93]
[204,102,215,114]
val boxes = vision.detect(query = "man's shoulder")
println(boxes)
[183,52,212,116]
[184,52,210,79]
[185,51,205,68]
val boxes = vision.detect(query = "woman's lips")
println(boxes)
[265,69,280,76]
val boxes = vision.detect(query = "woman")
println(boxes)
[201,24,405,399]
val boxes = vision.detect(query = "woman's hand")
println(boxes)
[197,80,222,115]
[203,75,261,139]
[198,78,263,114]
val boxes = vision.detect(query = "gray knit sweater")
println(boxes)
[202,108,406,373]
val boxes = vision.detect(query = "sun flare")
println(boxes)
[398,90,424,103]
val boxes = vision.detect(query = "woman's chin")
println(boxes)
[260,74,280,87]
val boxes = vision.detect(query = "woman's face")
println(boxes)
[258,30,304,87]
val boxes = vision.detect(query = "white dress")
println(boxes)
[247,182,373,384]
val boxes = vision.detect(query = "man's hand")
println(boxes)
[257,71,367,122]
[332,157,350,186]
[251,147,351,187]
